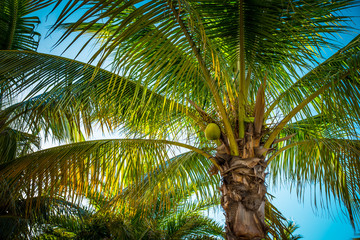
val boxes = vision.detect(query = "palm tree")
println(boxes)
[1,0,360,239]
[0,50,296,240]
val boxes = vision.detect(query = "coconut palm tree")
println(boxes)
[1,0,360,239]
[0,50,295,240]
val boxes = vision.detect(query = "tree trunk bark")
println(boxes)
[220,155,267,239]
[215,124,268,239]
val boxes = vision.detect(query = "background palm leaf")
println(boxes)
[0,0,55,51]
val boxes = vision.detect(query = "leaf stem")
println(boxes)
[238,0,246,139]
[6,0,18,50]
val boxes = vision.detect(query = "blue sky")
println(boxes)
[33,2,360,239]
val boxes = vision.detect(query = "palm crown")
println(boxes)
[0,0,360,239]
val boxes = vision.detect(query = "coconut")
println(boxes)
[205,123,221,140]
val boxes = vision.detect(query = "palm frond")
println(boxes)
[54,0,213,110]
[0,0,55,51]
[30,157,223,240]
[0,50,200,140]
[263,33,360,149]
[162,212,224,240]
[103,150,219,216]
[265,199,289,240]
[267,34,360,124]
[0,127,40,164]
[0,139,217,218]
[269,135,360,229]
[0,193,87,239]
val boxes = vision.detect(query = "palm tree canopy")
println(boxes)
[49,0,360,154]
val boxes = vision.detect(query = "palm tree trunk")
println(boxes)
[216,124,268,239]
[220,157,267,239]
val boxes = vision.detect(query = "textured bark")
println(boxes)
[215,123,268,240]
[220,155,267,239]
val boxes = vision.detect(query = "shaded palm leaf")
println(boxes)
[0,0,55,50]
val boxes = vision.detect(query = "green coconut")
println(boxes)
[205,123,221,140]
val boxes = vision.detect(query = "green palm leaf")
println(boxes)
[267,34,360,123]
[269,134,360,228]
[0,0,55,51]
[0,139,217,215]
[0,50,202,140]
[0,127,40,164]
